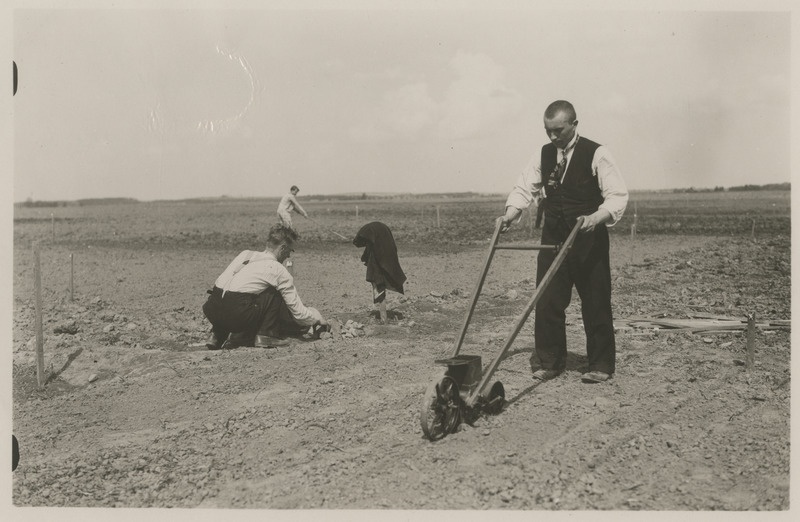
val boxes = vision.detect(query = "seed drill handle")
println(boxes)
[467,216,585,406]
[450,217,505,357]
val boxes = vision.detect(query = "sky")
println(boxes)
[7,1,795,201]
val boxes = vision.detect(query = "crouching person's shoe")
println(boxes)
[254,335,291,348]
[221,332,254,350]
[205,332,225,350]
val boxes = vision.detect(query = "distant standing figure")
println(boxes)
[277,185,308,230]
[353,222,406,323]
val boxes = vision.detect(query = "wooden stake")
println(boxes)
[51,213,55,242]
[630,201,637,264]
[745,312,756,371]
[34,247,45,388]
[436,206,440,228]
[372,282,388,324]
[356,205,359,219]
[751,219,756,240]
[70,252,74,301]
[378,301,387,324]
[528,207,534,237]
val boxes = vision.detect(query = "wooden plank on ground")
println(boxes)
[615,316,790,334]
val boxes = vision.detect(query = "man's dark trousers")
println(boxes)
[203,286,306,343]
[533,220,615,375]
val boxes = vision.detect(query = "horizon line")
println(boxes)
[12,182,792,206]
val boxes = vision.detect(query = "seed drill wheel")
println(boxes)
[420,376,462,441]
[482,380,506,415]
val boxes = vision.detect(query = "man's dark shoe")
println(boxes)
[221,332,254,349]
[254,335,291,348]
[581,371,612,383]
[205,332,224,350]
[532,369,562,381]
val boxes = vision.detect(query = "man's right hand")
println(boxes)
[500,206,522,233]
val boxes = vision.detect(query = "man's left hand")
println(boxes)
[578,209,612,233]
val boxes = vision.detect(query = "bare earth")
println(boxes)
[11,209,790,511]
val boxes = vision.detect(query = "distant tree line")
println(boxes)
[305,191,489,202]
[672,186,726,193]
[17,199,74,208]
[17,197,139,208]
[672,182,789,193]
[727,182,790,192]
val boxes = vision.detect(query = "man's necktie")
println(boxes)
[548,140,577,189]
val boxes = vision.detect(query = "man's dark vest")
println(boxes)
[541,136,603,225]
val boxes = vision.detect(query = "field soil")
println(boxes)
[10,196,791,511]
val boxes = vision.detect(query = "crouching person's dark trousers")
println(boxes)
[202,286,306,344]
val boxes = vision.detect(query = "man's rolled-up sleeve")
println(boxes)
[274,267,323,326]
[505,155,543,214]
[594,147,629,226]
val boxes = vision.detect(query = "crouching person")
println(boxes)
[202,224,328,349]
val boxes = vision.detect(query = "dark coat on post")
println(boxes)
[353,222,406,296]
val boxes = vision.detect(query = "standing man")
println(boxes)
[202,224,328,349]
[277,185,308,230]
[501,100,628,383]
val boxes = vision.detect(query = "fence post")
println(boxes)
[746,312,756,371]
[751,219,756,241]
[356,205,359,219]
[70,252,74,301]
[51,213,55,242]
[528,207,533,237]
[629,201,638,265]
[34,247,46,387]
[436,206,440,228]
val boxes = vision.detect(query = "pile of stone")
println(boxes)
[340,320,365,338]
[317,319,365,341]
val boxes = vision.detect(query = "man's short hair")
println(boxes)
[290,185,299,192]
[544,100,577,122]
[267,223,300,247]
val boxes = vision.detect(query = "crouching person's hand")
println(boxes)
[312,318,331,339]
